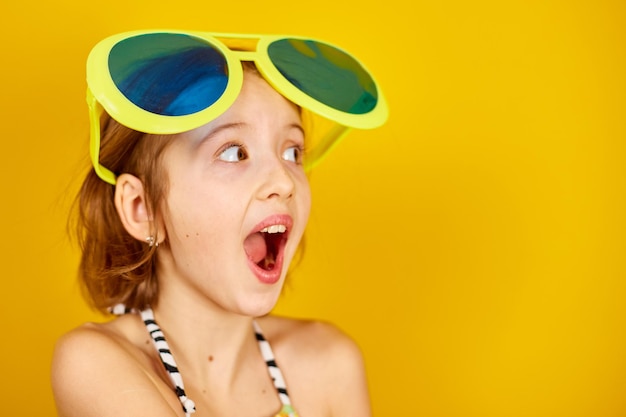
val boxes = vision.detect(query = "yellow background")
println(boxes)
[2,1,625,416]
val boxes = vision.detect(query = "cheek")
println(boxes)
[166,193,239,234]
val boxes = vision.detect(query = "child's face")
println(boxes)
[155,71,311,316]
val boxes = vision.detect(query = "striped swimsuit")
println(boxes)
[135,307,298,417]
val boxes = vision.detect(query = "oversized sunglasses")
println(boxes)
[87,30,388,184]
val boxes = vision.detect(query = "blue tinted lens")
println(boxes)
[109,33,229,116]
[267,39,378,114]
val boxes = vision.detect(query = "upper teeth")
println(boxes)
[261,224,287,234]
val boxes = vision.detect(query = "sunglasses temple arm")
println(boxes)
[305,124,352,171]
[87,90,117,185]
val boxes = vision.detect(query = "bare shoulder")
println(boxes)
[257,316,371,416]
[52,316,139,361]
[52,320,129,389]
[51,317,181,417]
[52,316,147,381]
[258,315,359,350]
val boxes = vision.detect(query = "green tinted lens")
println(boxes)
[267,39,378,114]
[108,33,229,116]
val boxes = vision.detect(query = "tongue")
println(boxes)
[244,232,267,264]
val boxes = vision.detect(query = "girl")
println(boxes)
[51,30,387,417]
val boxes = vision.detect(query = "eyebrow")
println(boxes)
[197,122,246,144]
[287,123,305,137]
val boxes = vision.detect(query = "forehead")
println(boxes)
[214,71,302,124]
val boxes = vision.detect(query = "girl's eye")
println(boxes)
[219,144,248,162]
[282,146,303,164]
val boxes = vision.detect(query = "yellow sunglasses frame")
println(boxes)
[87,30,389,184]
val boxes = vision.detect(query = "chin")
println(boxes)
[236,288,283,318]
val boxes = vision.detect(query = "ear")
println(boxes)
[114,173,164,244]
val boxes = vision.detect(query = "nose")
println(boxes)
[255,157,296,201]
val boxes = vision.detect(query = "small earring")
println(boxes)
[146,236,158,247]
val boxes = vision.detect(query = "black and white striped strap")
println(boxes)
[253,321,294,409]
[140,308,196,416]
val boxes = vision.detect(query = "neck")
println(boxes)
[150,295,261,390]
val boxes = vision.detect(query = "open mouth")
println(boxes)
[244,224,288,271]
